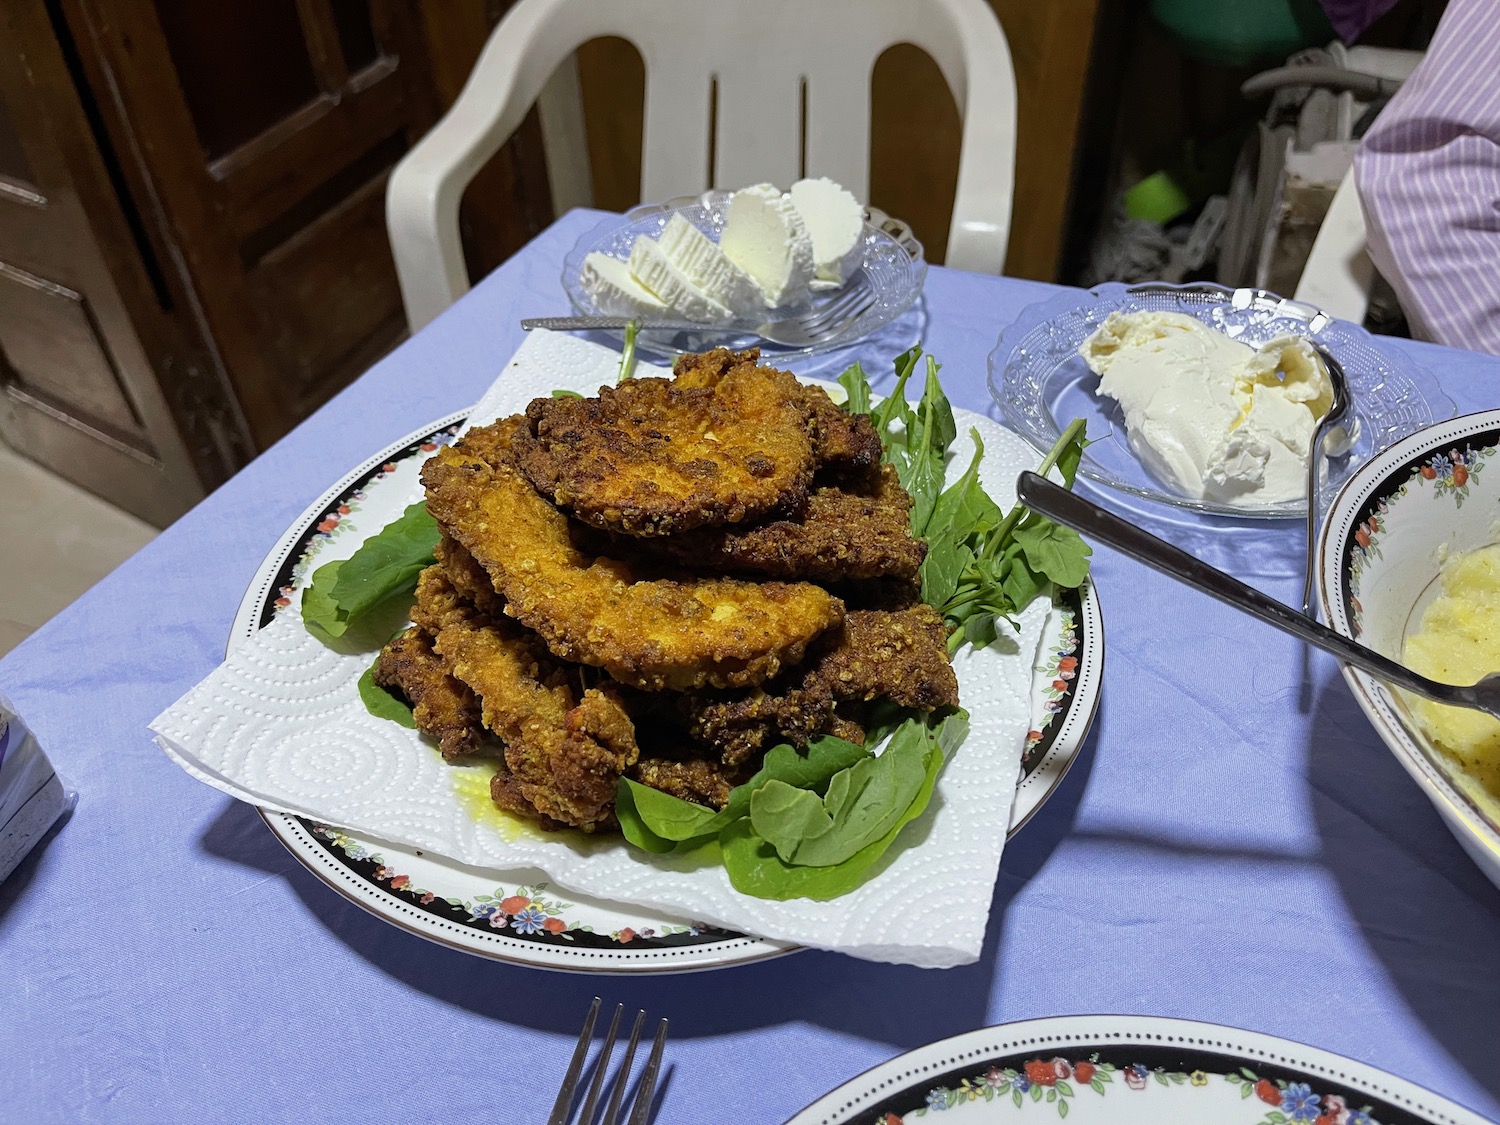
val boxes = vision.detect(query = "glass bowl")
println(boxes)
[988,281,1455,520]
[561,191,926,357]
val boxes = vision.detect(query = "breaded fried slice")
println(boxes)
[673,347,882,471]
[644,463,925,582]
[422,417,844,691]
[372,625,484,761]
[433,602,638,832]
[515,351,817,536]
[434,535,506,617]
[799,384,882,471]
[679,605,959,766]
[630,756,741,810]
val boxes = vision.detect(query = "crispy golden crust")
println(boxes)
[433,602,638,832]
[421,417,844,691]
[799,384,882,471]
[629,756,740,810]
[372,625,485,761]
[434,535,506,617]
[513,349,817,536]
[642,463,925,582]
[676,606,957,766]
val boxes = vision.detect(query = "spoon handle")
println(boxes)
[1016,472,1470,710]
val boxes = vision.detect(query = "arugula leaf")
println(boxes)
[302,502,439,639]
[357,663,416,728]
[618,319,640,382]
[837,362,872,416]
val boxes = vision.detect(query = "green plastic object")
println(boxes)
[1150,0,1335,66]
[1125,171,1193,224]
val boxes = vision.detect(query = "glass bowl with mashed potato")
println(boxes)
[1319,409,1500,892]
[990,281,1452,519]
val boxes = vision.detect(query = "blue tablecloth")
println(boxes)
[4,210,1499,1125]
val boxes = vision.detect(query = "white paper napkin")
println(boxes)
[152,331,1048,967]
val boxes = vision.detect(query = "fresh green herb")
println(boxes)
[618,319,641,382]
[550,389,584,398]
[838,351,1090,653]
[302,502,439,639]
[616,710,966,899]
[357,663,416,727]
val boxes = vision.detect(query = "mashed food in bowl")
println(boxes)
[1403,543,1500,798]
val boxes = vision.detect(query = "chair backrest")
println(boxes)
[388,0,1016,330]
[1293,165,1375,325]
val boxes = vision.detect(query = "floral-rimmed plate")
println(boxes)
[561,191,926,357]
[228,409,1102,974]
[989,281,1454,520]
[785,1015,1490,1124]
[1319,408,1500,899]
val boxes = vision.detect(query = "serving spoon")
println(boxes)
[1017,471,1500,722]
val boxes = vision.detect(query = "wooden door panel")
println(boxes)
[248,170,403,408]
[0,262,146,439]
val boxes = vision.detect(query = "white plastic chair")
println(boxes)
[1293,166,1376,325]
[387,0,1018,331]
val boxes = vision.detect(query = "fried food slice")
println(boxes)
[673,347,882,471]
[433,599,639,831]
[679,605,958,766]
[514,350,817,535]
[434,535,506,618]
[372,625,484,761]
[629,756,742,810]
[799,383,882,472]
[642,463,925,582]
[422,417,844,691]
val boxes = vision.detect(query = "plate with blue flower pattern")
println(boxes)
[786,1015,1489,1124]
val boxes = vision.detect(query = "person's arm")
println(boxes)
[1354,0,1500,355]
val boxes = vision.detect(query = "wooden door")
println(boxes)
[0,0,241,527]
[57,0,446,450]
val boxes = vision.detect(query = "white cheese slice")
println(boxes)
[655,214,766,319]
[579,252,667,317]
[789,177,865,288]
[627,235,731,323]
[719,183,815,308]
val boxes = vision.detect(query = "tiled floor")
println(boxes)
[0,442,157,658]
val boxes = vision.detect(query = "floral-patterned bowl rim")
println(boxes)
[1318,408,1500,887]
[784,1014,1490,1124]
[228,409,1103,974]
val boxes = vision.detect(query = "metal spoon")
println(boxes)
[1018,471,1500,721]
[1301,341,1353,617]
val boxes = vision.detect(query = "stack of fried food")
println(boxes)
[373,348,959,833]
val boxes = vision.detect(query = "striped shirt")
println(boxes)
[1354,0,1500,355]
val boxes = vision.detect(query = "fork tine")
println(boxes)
[625,1018,669,1125]
[800,279,873,332]
[577,1003,623,1125]
[548,996,602,1125]
[599,1009,646,1125]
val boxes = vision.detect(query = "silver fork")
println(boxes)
[521,276,877,348]
[548,997,669,1125]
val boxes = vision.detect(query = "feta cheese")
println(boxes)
[579,252,666,317]
[627,235,732,323]
[719,183,815,307]
[1079,311,1334,507]
[789,177,865,288]
[654,214,766,319]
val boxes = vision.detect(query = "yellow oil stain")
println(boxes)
[448,761,548,844]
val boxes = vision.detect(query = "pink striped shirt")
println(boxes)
[1354,0,1500,355]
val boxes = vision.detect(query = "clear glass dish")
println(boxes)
[561,191,926,357]
[988,281,1456,520]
